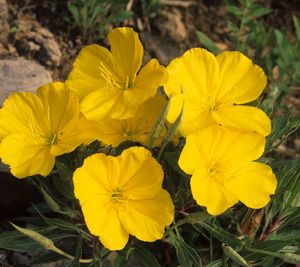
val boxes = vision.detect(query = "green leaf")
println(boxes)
[113,247,135,267]
[0,227,71,252]
[265,111,300,152]
[293,15,300,41]
[196,221,244,251]
[196,31,220,54]
[157,103,184,160]
[53,161,75,200]
[11,223,61,250]
[11,223,92,264]
[107,10,133,23]
[52,174,75,201]
[55,162,73,180]
[168,212,212,233]
[168,231,202,267]
[33,205,91,240]
[207,260,222,267]
[40,186,62,213]
[249,6,272,18]
[225,3,243,17]
[282,253,300,264]
[222,244,250,266]
[68,236,82,267]
[274,29,285,49]
[68,3,81,26]
[164,151,188,177]
[134,246,160,267]
[148,97,170,148]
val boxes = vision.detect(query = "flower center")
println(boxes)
[207,96,219,112]
[98,63,135,91]
[208,165,223,181]
[208,164,234,183]
[111,188,128,207]
[120,120,137,137]
[122,75,134,90]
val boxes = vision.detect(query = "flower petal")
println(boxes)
[213,105,271,136]
[0,92,45,139]
[73,153,120,204]
[165,48,219,97]
[80,88,121,121]
[119,189,174,241]
[108,27,143,81]
[66,44,114,100]
[216,51,267,103]
[82,199,129,250]
[51,115,102,156]
[179,126,265,173]
[191,168,238,215]
[0,134,54,178]
[99,94,167,147]
[178,133,207,175]
[122,58,168,106]
[37,82,80,134]
[218,130,266,169]
[224,162,277,209]
[118,147,163,199]
[166,94,184,124]
[167,94,214,136]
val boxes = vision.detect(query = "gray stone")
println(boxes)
[0,58,52,105]
[15,19,62,67]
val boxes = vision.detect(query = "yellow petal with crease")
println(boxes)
[118,190,174,241]
[190,168,238,216]
[213,105,271,136]
[0,134,54,178]
[118,147,163,199]
[216,51,266,103]
[51,115,102,156]
[165,48,219,97]
[66,44,114,100]
[225,162,277,208]
[82,199,129,250]
[0,92,45,139]
[80,89,121,121]
[109,27,143,80]
[37,82,80,134]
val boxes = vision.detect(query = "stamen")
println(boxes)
[111,188,128,208]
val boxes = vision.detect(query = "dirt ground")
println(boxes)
[1,0,299,80]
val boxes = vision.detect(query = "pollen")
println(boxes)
[111,188,128,208]
[208,165,223,181]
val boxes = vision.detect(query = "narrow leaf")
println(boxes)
[196,31,220,54]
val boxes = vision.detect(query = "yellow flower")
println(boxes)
[0,82,101,178]
[66,27,168,121]
[178,126,277,215]
[73,147,174,250]
[165,48,271,137]
[98,94,167,147]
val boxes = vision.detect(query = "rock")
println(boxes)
[14,19,62,67]
[142,32,183,65]
[156,8,188,42]
[0,58,52,105]
[0,0,9,45]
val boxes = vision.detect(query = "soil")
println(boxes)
[2,0,300,80]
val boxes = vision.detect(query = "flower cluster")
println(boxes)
[0,27,277,251]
